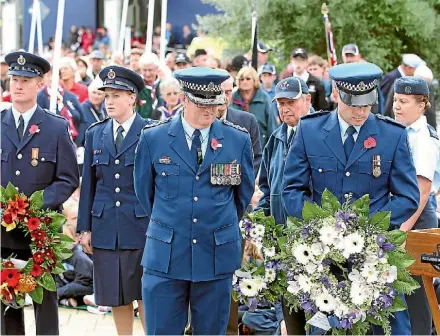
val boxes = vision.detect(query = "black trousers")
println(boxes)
[1,248,59,335]
[281,297,307,335]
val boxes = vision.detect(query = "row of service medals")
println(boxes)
[372,155,381,177]
[210,163,241,185]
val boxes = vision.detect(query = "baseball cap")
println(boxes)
[342,43,359,56]
[273,77,309,101]
[175,53,189,64]
[291,48,308,59]
[257,42,272,53]
[258,64,276,75]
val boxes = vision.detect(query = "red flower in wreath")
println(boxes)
[35,239,47,249]
[1,287,12,302]
[4,195,28,221]
[33,251,45,264]
[364,137,377,149]
[1,268,21,287]
[27,217,40,231]
[42,216,52,225]
[3,261,15,269]
[44,248,54,260]
[31,229,47,241]
[30,264,43,277]
[2,213,13,225]
[29,124,40,135]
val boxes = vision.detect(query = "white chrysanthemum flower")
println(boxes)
[361,265,378,283]
[265,268,276,283]
[239,279,261,297]
[264,246,276,258]
[348,269,362,282]
[297,274,313,293]
[287,281,300,294]
[319,226,339,246]
[384,265,398,283]
[334,301,349,318]
[255,224,265,236]
[232,274,238,285]
[365,252,379,266]
[305,262,317,274]
[311,242,324,256]
[315,291,336,313]
[350,284,368,305]
[342,233,365,258]
[293,244,313,265]
[250,228,259,238]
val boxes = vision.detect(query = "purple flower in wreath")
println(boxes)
[382,242,395,251]
[242,218,253,236]
[335,210,357,228]
[340,312,357,329]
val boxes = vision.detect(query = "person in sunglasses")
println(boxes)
[282,62,419,335]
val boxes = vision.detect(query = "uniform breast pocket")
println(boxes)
[154,163,179,199]
[33,152,57,184]
[214,224,242,276]
[1,152,9,163]
[357,160,392,198]
[91,152,109,179]
[211,185,232,203]
[308,156,338,193]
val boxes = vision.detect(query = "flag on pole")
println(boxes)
[321,3,337,67]
[251,6,258,71]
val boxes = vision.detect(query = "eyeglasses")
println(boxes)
[239,77,253,81]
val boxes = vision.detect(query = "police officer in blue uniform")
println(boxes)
[282,62,419,335]
[392,76,440,335]
[134,67,255,335]
[77,66,149,335]
[1,51,79,335]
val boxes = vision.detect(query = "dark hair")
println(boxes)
[194,49,207,58]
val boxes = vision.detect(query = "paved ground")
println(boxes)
[24,306,144,335]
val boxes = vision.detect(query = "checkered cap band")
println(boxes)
[336,79,378,94]
[185,92,225,106]
[179,80,222,96]
[9,66,42,76]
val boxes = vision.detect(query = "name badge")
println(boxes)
[31,148,39,167]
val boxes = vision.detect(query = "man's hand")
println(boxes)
[80,232,93,254]
[280,320,288,336]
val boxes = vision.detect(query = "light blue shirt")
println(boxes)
[407,115,440,193]
[12,104,38,130]
[338,112,362,143]
[181,115,211,158]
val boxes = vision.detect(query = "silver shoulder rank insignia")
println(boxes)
[404,86,411,94]
[17,55,26,65]
[222,120,248,133]
[108,69,116,79]
[143,117,172,130]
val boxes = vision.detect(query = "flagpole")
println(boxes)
[321,3,331,66]
[28,0,38,53]
[145,0,155,54]
[159,0,168,62]
[117,0,129,56]
[251,0,258,70]
[49,0,65,113]
[36,0,44,55]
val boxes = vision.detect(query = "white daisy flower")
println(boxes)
[319,226,339,246]
[287,281,300,294]
[297,274,313,293]
[232,274,238,285]
[342,233,364,258]
[348,269,362,282]
[293,244,313,265]
[334,301,349,318]
[265,268,276,283]
[264,246,276,258]
[361,265,378,283]
[311,242,324,256]
[255,224,265,236]
[249,228,259,238]
[239,278,262,297]
[350,284,368,305]
[315,291,336,313]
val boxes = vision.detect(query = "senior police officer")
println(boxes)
[282,62,419,335]
[1,51,79,335]
[134,67,254,335]
[256,77,311,335]
[77,66,149,335]
[392,77,440,335]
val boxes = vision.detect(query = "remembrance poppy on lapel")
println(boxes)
[211,138,219,151]
[364,137,376,149]
[29,125,40,135]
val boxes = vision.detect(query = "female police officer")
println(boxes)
[393,76,440,335]
[77,66,149,335]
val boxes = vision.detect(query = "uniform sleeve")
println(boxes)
[380,130,419,226]
[249,114,263,177]
[255,137,272,216]
[282,122,313,218]
[411,135,439,181]
[42,120,80,210]
[134,130,155,217]
[234,136,255,220]
[76,129,97,232]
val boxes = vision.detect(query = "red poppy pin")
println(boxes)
[29,125,40,135]
[139,99,146,106]
[364,137,376,149]
[211,138,222,151]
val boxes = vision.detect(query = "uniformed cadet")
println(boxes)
[392,76,440,335]
[77,66,149,335]
[1,51,79,335]
[134,67,254,335]
[282,62,419,335]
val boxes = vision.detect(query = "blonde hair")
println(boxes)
[414,94,432,110]
[242,240,263,265]
[308,55,325,67]
[236,66,260,89]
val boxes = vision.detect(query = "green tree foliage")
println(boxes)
[198,0,440,74]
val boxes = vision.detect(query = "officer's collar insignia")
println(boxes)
[207,82,215,90]
[280,82,289,90]
[107,69,116,79]
[405,86,412,94]
[17,55,26,65]
[358,81,366,90]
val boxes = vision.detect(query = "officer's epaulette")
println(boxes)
[222,119,248,133]
[427,124,439,140]
[43,108,67,120]
[301,110,331,120]
[142,117,172,130]
[375,114,406,128]
[86,117,111,131]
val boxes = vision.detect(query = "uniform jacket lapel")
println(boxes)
[102,120,117,158]
[323,111,346,166]
[168,116,197,174]
[116,113,143,157]
[2,109,21,150]
[198,119,224,175]
[17,107,44,153]
[345,113,378,169]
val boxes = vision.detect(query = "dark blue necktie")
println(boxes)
[343,126,357,159]
[191,129,202,166]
